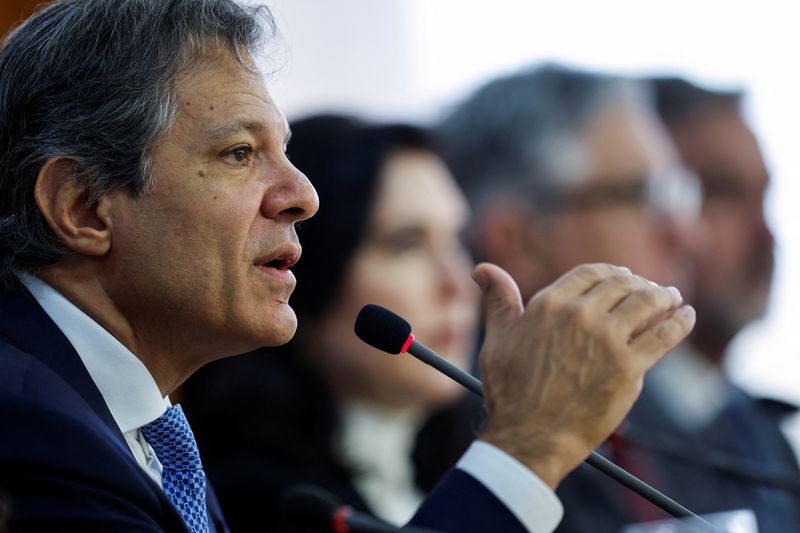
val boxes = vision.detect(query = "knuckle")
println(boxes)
[635,287,659,307]
[533,290,559,314]
[609,273,628,285]
[652,320,677,344]
[573,263,602,280]
[566,300,591,325]
[630,274,653,290]
[610,272,636,289]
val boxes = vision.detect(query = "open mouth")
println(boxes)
[264,256,292,269]
[258,246,301,270]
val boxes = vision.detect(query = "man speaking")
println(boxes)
[0,1,695,531]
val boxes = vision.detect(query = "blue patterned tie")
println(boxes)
[141,404,209,533]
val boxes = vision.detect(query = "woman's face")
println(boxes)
[313,149,480,411]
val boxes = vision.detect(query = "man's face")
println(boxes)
[539,102,696,293]
[669,107,774,339]
[104,52,318,365]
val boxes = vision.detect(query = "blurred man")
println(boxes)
[441,64,800,531]
[0,2,694,531]
[558,78,800,533]
[439,64,717,530]
[439,64,699,314]
[611,77,799,532]
[582,77,800,533]
[653,78,774,365]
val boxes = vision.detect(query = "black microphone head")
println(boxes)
[354,304,412,354]
[280,484,339,529]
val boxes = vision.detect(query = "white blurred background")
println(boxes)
[259,0,800,406]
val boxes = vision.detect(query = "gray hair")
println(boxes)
[648,76,743,127]
[0,0,275,284]
[438,63,649,214]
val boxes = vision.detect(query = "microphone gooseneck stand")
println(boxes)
[355,304,716,532]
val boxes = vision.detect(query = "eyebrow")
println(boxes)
[207,119,291,149]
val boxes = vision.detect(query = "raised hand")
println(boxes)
[473,262,695,488]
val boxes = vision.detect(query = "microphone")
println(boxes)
[280,484,439,533]
[354,304,713,528]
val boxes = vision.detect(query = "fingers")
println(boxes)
[550,265,692,371]
[608,282,683,337]
[584,273,682,319]
[472,262,524,344]
[582,269,694,369]
[630,305,696,369]
[544,263,632,303]
[580,273,653,314]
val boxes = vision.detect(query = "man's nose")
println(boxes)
[261,163,319,223]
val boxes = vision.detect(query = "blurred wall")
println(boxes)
[264,0,418,121]
[1,0,42,37]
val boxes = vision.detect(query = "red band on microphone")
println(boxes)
[332,506,352,533]
[401,333,415,354]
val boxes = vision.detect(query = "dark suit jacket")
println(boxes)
[555,378,800,533]
[1,284,530,532]
[0,285,227,532]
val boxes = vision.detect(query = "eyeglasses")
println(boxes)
[539,167,703,223]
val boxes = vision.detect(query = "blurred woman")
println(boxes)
[182,115,482,531]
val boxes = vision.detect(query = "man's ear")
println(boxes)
[34,157,112,256]
[477,199,549,299]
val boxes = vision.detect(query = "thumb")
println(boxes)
[472,262,524,343]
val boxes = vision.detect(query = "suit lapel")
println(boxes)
[0,284,229,529]
[0,285,122,438]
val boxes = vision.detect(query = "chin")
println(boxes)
[248,305,298,348]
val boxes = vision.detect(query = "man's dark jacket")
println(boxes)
[0,284,528,532]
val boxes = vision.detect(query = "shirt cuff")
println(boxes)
[456,440,564,533]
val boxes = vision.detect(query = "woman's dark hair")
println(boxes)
[181,114,478,530]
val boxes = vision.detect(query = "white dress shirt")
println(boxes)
[647,344,732,432]
[339,403,426,525]
[649,344,800,470]
[20,272,169,487]
[21,273,563,532]
[338,401,564,532]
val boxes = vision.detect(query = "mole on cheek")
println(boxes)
[198,170,205,177]
[209,106,215,110]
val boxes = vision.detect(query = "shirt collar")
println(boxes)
[18,272,168,433]
[338,402,424,524]
[647,343,733,432]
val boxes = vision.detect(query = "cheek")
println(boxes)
[346,258,432,317]
[556,213,642,265]
[700,214,750,269]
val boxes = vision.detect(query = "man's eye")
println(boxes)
[223,145,254,167]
